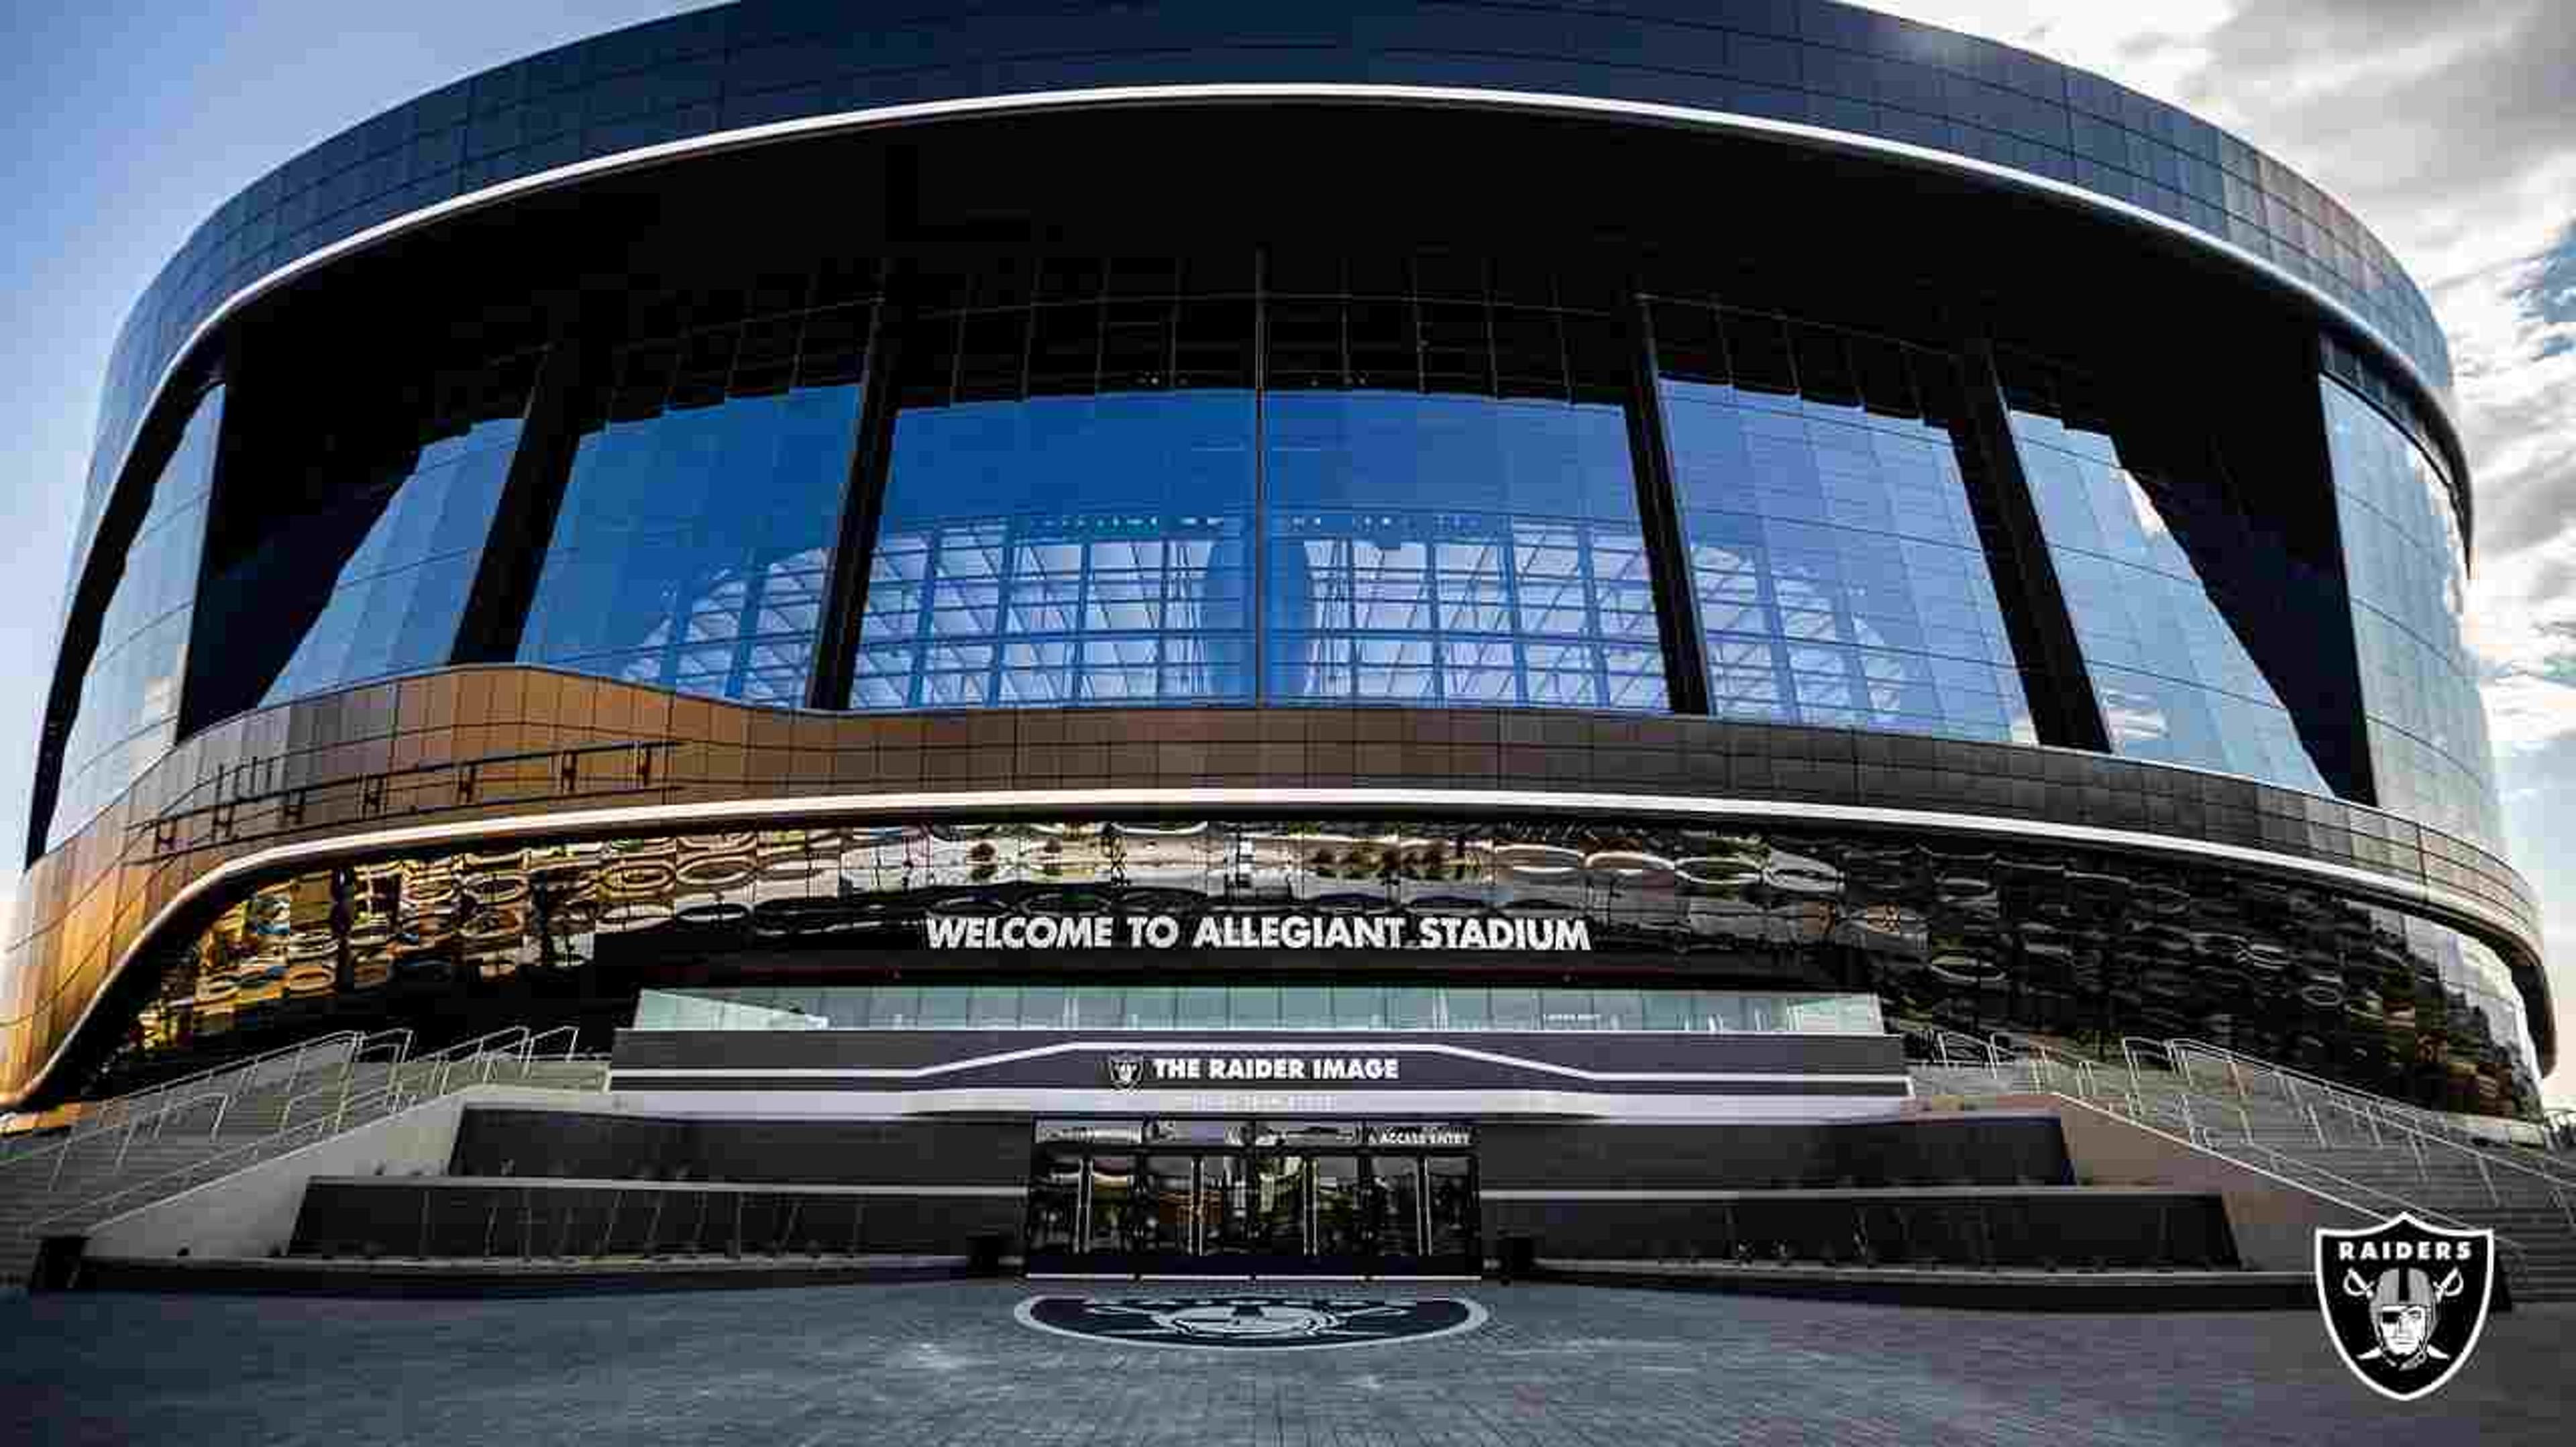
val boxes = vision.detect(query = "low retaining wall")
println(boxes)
[291,1176,1022,1258]
[1485,1185,2235,1269]
[2026,1094,2374,1271]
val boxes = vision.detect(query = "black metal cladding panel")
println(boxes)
[73,0,2458,594]
[608,1026,1911,1093]
[1478,1116,2073,1189]
[449,1108,1027,1185]
[1480,1190,2237,1267]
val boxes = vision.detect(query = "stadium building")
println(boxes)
[5,1,2557,1281]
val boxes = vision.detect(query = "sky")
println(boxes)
[0,1,2567,1103]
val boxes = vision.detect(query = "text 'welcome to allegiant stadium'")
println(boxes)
[923,913,1591,952]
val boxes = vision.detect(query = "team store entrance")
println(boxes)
[1026,1120,1480,1277]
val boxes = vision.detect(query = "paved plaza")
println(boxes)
[3,1281,2569,1445]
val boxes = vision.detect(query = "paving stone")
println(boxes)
[0,1282,2567,1445]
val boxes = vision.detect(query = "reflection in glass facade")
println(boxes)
[1265,390,1660,708]
[1652,305,2031,741]
[231,353,538,708]
[2006,360,2339,793]
[855,264,1663,711]
[857,282,1258,708]
[115,816,2540,1119]
[49,386,225,848]
[519,301,869,705]
[2321,378,2504,847]
[636,984,1884,1034]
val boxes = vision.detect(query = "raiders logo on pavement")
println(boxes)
[1015,1293,1487,1350]
[2314,1213,2497,1401]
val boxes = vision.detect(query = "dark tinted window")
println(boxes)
[519,301,868,706]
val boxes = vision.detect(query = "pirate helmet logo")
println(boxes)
[1106,1055,1146,1089]
[2314,1213,2496,1401]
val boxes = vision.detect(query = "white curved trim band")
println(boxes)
[78,81,2461,590]
[9,782,2540,1108]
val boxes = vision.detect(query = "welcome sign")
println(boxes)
[925,912,1591,952]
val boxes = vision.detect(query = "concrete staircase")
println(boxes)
[1910,1052,2576,1302]
[3,1033,606,1275]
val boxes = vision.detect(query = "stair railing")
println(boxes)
[1987,1033,2110,1104]
[2168,1037,2540,1151]
[18,1034,604,1249]
[55,1030,368,1144]
[1929,1028,2006,1089]
[2039,1089,2548,1289]
[523,1025,585,1063]
[2166,1039,2576,1201]
[12,1084,240,1192]
[2120,1037,2210,1144]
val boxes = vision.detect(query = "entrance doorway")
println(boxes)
[1026,1120,1479,1277]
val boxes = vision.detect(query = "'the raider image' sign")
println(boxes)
[2314,1214,2497,1401]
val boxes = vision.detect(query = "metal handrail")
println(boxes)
[380,1026,533,1110]
[523,1026,585,1062]
[24,1074,468,1244]
[9,1083,240,1191]
[2165,1039,2576,1200]
[19,1038,604,1246]
[2166,1037,2540,1150]
[2116,1037,2259,1147]
[56,1030,366,1140]
[1927,1028,2005,1087]
[2047,1087,2546,1279]
[1989,1033,2109,1102]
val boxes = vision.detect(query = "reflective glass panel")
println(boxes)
[2320,378,2502,847]
[1265,390,1662,708]
[856,285,1256,708]
[859,392,1256,708]
[1654,307,2031,742]
[519,303,868,705]
[2006,357,2339,792]
[49,385,225,847]
[225,352,537,710]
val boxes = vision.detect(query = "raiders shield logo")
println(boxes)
[1016,1294,1487,1351]
[2314,1213,2497,1401]
[1105,1055,1146,1089]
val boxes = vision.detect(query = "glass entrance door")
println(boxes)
[1028,1120,1474,1277]
[1425,1156,1477,1264]
[1254,1152,1309,1258]
[1371,1156,1424,1258]
[1140,1156,1194,1263]
[1313,1156,1363,1257]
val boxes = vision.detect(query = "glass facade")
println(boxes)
[2006,358,2342,794]
[858,268,1257,708]
[48,386,225,849]
[518,297,869,705]
[113,814,2540,1119]
[635,985,1884,1034]
[78,0,2457,602]
[855,260,1663,712]
[201,352,539,713]
[1265,281,1659,709]
[1652,304,2031,742]
[2321,377,2504,848]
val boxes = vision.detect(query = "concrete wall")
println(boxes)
[2027,1093,2371,1270]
